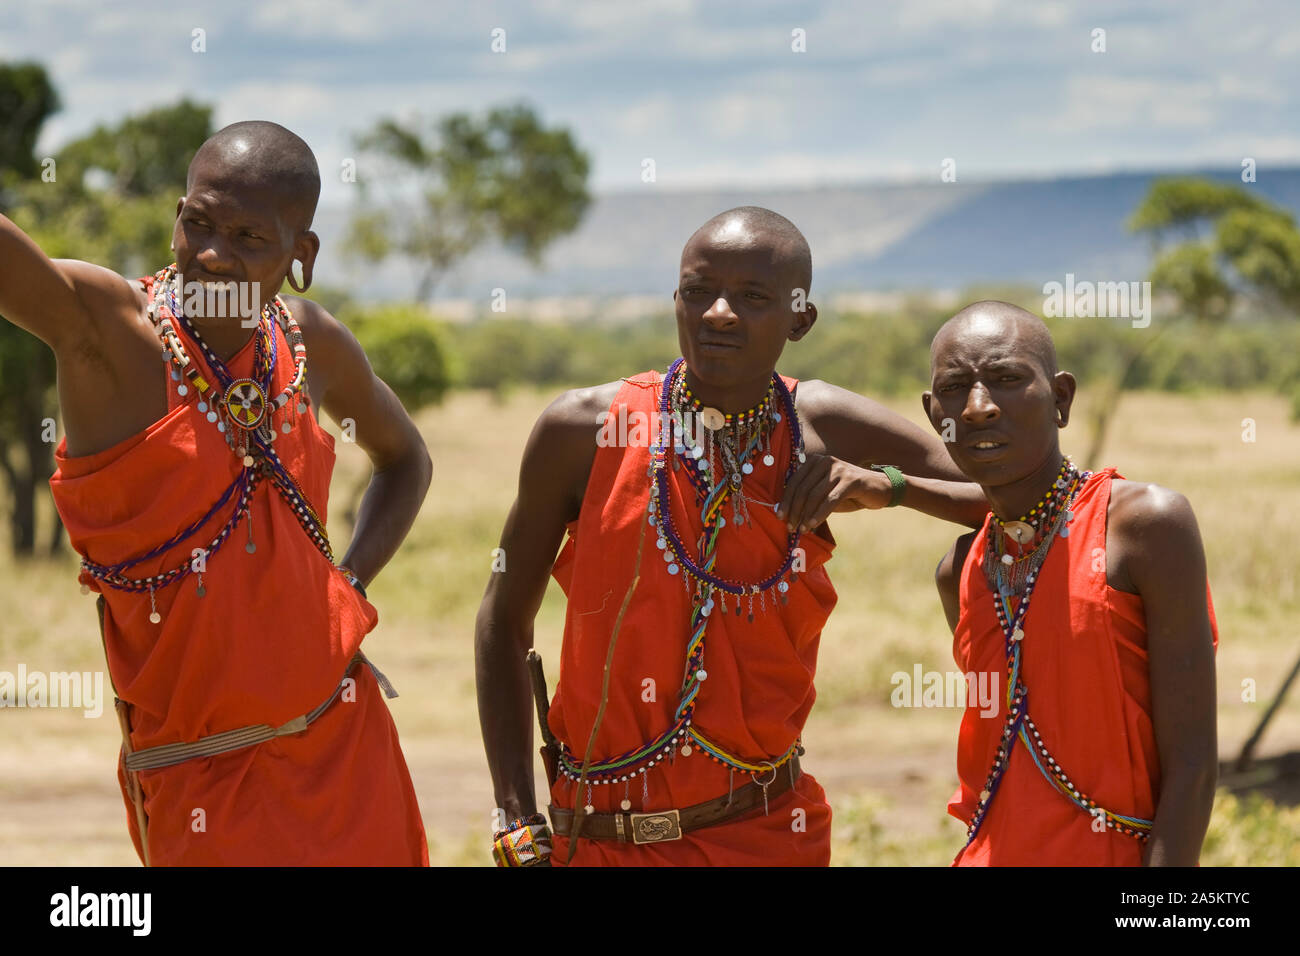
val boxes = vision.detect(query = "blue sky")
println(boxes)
[6,0,1298,205]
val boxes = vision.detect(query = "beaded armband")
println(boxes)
[492,813,553,867]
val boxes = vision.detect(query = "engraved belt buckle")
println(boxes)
[629,809,683,844]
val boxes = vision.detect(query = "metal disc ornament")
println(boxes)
[223,379,267,429]
[1002,520,1035,546]
[699,407,726,431]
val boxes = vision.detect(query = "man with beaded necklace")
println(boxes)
[927,301,1218,865]
[477,206,991,866]
[0,121,431,865]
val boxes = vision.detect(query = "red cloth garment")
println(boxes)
[48,276,428,865]
[547,372,838,866]
[948,467,1218,866]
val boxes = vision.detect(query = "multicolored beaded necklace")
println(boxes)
[964,457,1153,846]
[557,358,807,813]
[76,265,333,624]
[984,457,1075,596]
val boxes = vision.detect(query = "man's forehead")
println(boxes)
[681,233,788,271]
[185,187,279,225]
[932,327,1034,369]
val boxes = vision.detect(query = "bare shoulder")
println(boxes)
[51,259,148,354]
[794,378,888,421]
[518,379,623,518]
[55,259,143,314]
[1106,478,1205,594]
[936,531,977,587]
[536,379,624,441]
[935,530,978,633]
[1108,478,1200,539]
[280,294,355,353]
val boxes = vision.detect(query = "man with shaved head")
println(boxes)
[1,121,431,864]
[926,300,1218,866]
[477,206,989,866]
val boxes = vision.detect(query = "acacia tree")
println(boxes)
[347,104,591,302]
[1078,177,1300,467]
[1129,177,1300,424]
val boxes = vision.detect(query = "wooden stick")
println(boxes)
[566,513,648,863]
[1235,649,1300,773]
[97,595,151,866]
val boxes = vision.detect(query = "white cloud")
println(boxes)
[1046,75,1217,132]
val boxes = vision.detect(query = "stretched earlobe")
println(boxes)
[287,258,311,293]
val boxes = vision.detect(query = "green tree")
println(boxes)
[335,303,450,525]
[1129,176,1300,422]
[0,62,62,557]
[0,62,59,195]
[347,104,591,302]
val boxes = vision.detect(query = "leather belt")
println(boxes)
[122,651,397,772]
[549,754,801,845]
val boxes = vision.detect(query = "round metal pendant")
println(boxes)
[1003,520,1035,545]
[700,407,725,431]
[223,379,267,428]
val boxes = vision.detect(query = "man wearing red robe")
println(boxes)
[2,121,431,865]
[928,301,1218,866]
[477,206,989,866]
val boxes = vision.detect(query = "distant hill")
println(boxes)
[310,167,1300,307]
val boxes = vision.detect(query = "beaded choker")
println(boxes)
[556,359,808,813]
[965,462,1153,846]
[983,456,1075,597]
[77,265,333,624]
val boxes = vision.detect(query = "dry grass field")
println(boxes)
[2,386,1298,866]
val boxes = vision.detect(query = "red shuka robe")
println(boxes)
[948,467,1218,866]
[47,275,428,866]
[547,372,839,866]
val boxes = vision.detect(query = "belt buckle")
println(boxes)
[629,809,682,844]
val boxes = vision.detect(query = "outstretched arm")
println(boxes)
[785,379,988,531]
[797,379,968,480]
[0,213,130,354]
[475,386,605,820]
[289,296,432,586]
[1116,485,1218,866]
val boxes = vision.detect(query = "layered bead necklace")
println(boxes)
[557,358,807,813]
[77,265,334,624]
[964,457,1153,846]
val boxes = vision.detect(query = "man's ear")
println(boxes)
[288,231,321,293]
[1053,371,1077,427]
[175,196,186,218]
[922,390,937,430]
[788,301,817,342]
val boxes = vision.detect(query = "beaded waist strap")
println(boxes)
[122,651,397,772]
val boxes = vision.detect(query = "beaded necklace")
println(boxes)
[557,359,807,813]
[76,265,333,624]
[983,457,1074,596]
[964,460,1153,846]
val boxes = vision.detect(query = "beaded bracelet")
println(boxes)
[336,565,367,599]
[870,464,907,508]
[492,813,553,867]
